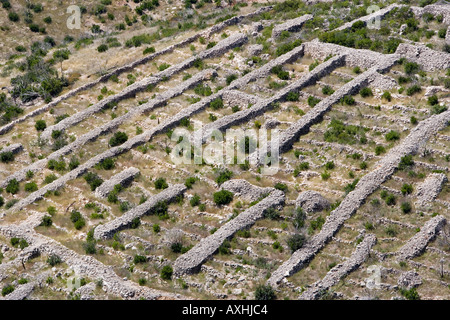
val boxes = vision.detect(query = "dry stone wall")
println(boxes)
[396,215,447,261]
[395,43,450,71]
[268,108,450,286]
[299,234,377,300]
[94,184,187,239]
[173,188,285,275]
[94,167,140,198]
[272,14,313,38]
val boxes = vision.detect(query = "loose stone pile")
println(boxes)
[295,190,330,213]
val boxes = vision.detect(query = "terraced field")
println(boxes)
[0,0,449,300]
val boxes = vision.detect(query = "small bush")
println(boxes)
[190,194,200,207]
[161,265,173,280]
[97,44,108,52]
[47,254,62,266]
[6,179,19,194]
[210,98,224,110]
[401,202,412,214]
[385,130,400,141]
[154,177,168,190]
[254,284,276,300]
[213,190,233,206]
[359,87,373,97]
[0,152,14,163]
[287,234,305,253]
[2,285,14,297]
[109,131,128,146]
[401,184,413,195]
[35,120,47,131]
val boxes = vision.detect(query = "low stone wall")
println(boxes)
[299,234,377,300]
[415,173,448,208]
[335,4,402,31]
[40,33,248,141]
[268,108,450,286]
[220,179,274,202]
[222,90,262,107]
[272,14,313,38]
[296,190,330,213]
[276,57,396,154]
[396,215,446,261]
[3,282,35,300]
[411,4,450,25]
[0,143,23,155]
[201,53,344,142]
[0,7,271,136]
[0,217,178,300]
[0,69,215,189]
[94,184,187,240]
[173,188,285,275]
[94,167,140,198]
[395,43,450,71]
[303,40,393,69]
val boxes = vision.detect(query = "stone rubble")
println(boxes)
[220,179,274,202]
[2,282,35,300]
[0,143,23,155]
[397,271,422,290]
[335,4,401,31]
[295,190,330,213]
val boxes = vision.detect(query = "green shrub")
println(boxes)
[160,265,173,280]
[47,254,62,266]
[24,181,38,192]
[264,208,280,220]
[406,84,421,96]
[286,91,299,101]
[307,96,320,107]
[109,131,128,146]
[0,152,14,163]
[399,287,420,300]
[287,233,305,253]
[401,201,412,214]
[6,179,19,194]
[213,190,233,206]
[385,194,396,206]
[97,44,108,52]
[210,98,224,110]
[359,87,373,97]
[2,285,14,297]
[154,177,168,190]
[184,176,198,189]
[401,184,413,195]
[381,91,392,101]
[8,12,19,22]
[44,174,58,184]
[35,120,46,131]
[84,172,103,191]
[398,155,414,170]
[404,62,419,74]
[70,210,86,230]
[322,85,334,95]
[274,183,288,192]
[375,145,386,155]
[190,194,200,207]
[254,284,276,300]
[385,130,400,141]
[226,74,238,85]
[99,157,115,170]
[215,169,233,185]
[427,95,438,106]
